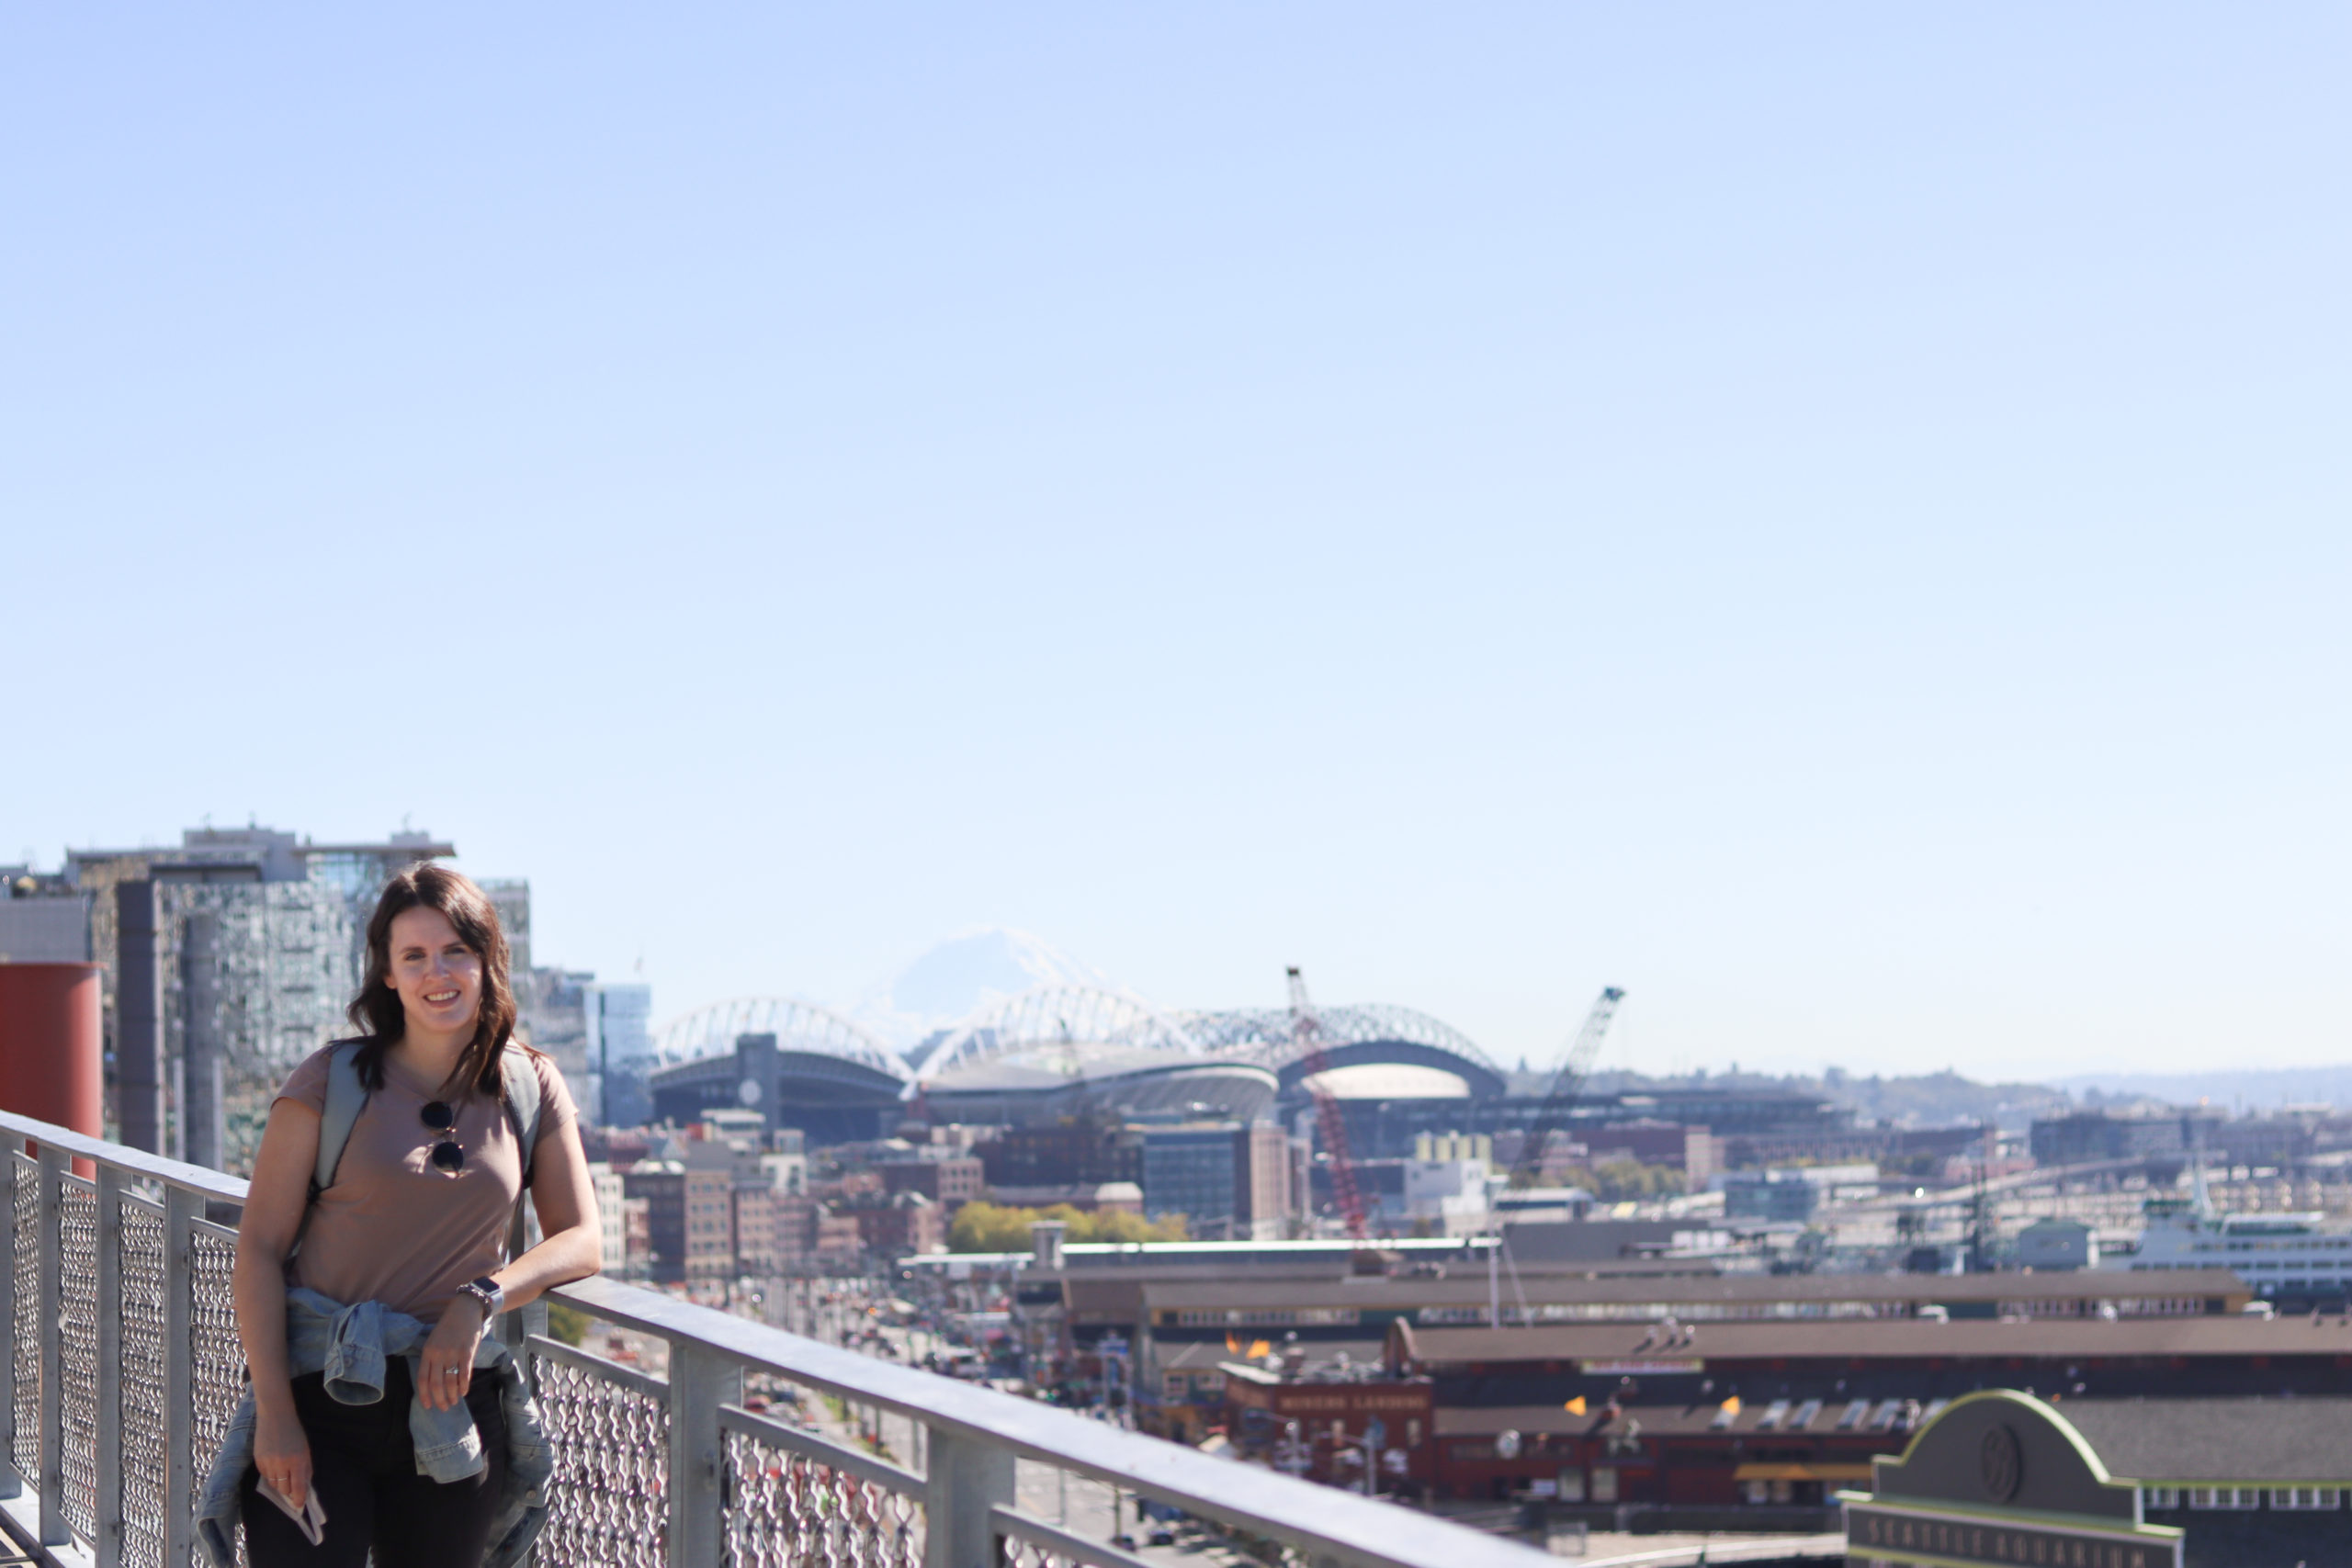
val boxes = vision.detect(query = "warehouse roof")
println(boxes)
[2057,1399,2352,1484]
[1138,1268,2248,1314]
[1390,1313,2352,1365]
[1426,1394,2352,1471]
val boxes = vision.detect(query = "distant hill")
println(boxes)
[1496,1061,2352,1123]
[2050,1066,2352,1112]
[1558,1066,2071,1129]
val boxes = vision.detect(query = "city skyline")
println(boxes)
[17,819,2345,1097]
[9,7,2348,1084]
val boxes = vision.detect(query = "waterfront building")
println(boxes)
[1389,1315,2352,1515]
[1846,1390,2352,1568]
[1221,1352,1435,1488]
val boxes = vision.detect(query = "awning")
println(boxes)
[1734,1462,1875,1483]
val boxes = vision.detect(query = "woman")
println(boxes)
[218,863,601,1567]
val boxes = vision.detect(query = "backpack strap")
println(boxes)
[303,1038,547,1265]
[498,1044,545,1263]
[310,1040,371,1201]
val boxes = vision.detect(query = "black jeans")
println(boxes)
[241,1359,507,1568]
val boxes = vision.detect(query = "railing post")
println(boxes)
[95,1166,124,1568]
[163,1187,199,1568]
[36,1147,65,1548]
[925,1423,1015,1568]
[0,1149,17,1501]
[666,1338,740,1568]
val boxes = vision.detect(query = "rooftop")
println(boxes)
[1391,1314,2352,1366]
[1131,1268,2252,1314]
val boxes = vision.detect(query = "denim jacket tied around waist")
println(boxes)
[194,1286,552,1568]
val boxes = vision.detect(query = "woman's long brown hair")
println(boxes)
[345,863,519,1100]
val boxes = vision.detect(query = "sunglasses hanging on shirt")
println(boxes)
[420,1100,466,1174]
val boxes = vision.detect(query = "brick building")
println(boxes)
[1222,1359,1434,1492]
[881,1156,985,1210]
[849,1191,944,1258]
[617,1159,739,1283]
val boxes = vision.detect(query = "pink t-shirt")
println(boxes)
[276,1042,577,1325]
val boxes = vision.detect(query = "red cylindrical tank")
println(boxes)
[0,963,105,1173]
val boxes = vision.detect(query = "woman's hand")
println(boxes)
[253,1401,313,1510]
[416,1297,488,1412]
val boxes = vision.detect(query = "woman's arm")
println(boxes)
[492,1112,604,1310]
[417,1111,603,1409]
[232,1098,322,1502]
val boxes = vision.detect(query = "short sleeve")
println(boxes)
[530,1052,579,1148]
[275,1045,337,1114]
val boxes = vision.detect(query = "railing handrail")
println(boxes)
[0,1110,248,1203]
[0,1105,1558,1568]
[546,1277,1542,1568]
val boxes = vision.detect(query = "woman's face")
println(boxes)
[385,906,484,1036]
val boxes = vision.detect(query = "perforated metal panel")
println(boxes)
[11,1156,38,1483]
[535,1349,670,1568]
[59,1177,100,1541]
[187,1225,248,1565]
[724,1425,925,1568]
[119,1194,171,1568]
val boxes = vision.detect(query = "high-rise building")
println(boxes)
[514,963,594,1086]
[1139,1122,1243,1235]
[1236,1122,1296,1239]
[583,981,655,1128]
[469,879,649,1126]
[64,825,453,1168]
[56,827,630,1172]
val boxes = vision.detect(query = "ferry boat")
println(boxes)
[2120,1189,2352,1305]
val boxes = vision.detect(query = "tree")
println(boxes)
[947,1200,1190,1252]
[948,1201,1038,1253]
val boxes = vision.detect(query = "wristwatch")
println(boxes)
[457,1276,505,1320]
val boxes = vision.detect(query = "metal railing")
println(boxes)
[0,1109,1552,1568]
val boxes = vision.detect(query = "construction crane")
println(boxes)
[1287,965,1367,1240]
[1510,987,1627,1190]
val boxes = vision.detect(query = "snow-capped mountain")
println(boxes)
[849,928,1120,1065]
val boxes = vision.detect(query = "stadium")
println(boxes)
[646,983,1504,1145]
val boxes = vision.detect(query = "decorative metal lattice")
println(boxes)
[10,1156,35,1483]
[535,1352,670,1568]
[723,1426,925,1568]
[59,1177,101,1542]
[118,1195,170,1568]
[187,1223,248,1564]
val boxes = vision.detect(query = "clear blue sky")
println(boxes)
[7,6,2347,1081]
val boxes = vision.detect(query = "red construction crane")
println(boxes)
[1287,965,1367,1239]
